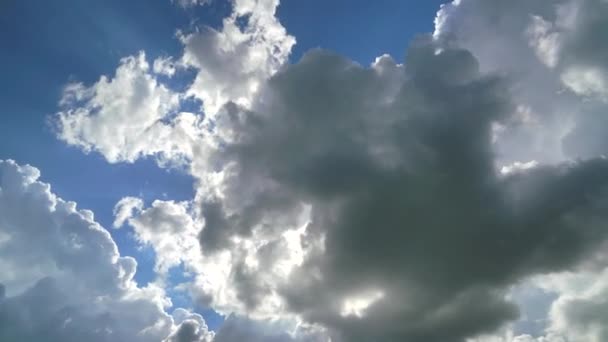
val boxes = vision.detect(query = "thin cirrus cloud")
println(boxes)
[2,0,608,341]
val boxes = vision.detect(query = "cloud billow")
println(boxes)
[36,0,608,341]
[204,38,608,341]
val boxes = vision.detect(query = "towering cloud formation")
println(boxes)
[40,0,608,341]
[186,39,608,341]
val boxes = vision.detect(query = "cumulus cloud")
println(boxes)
[469,260,608,342]
[434,0,608,163]
[48,0,608,341]
[0,159,215,342]
[55,0,294,169]
[198,39,608,341]
[178,0,295,116]
[546,269,608,342]
[55,52,182,163]
[115,198,202,274]
[54,51,213,167]
[119,37,608,341]
[165,308,214,342]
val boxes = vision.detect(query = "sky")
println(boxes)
[2,0,608,341]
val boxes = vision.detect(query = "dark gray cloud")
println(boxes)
[196,36,608,341]
[556,0,608,159]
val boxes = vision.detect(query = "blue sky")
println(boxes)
[0,0,445,332]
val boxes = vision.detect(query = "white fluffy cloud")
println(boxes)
[55,52,212,166]
[179,0,295,116]
[114,199,202,274]
[0,159,214,342]
[56,52,181,163]
[115,193,317,336]
[55,0,294,170]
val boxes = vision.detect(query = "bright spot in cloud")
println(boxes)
[340,290,385,318]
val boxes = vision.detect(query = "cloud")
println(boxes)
[54,52,212,167]
[49,0,608,341]
[119,36,608,341]
[508,262,608,342]
[54,0,294,169]
[431,2,608,339]
[545,0,608,100]
[113,196,144,228]
[469,260,608,342]
[434,0,608,163]
[55,52,184,163]
[548,271,608,342]
[0,159,217,341]
[165,308,214,342]
[200,38,608,341]
[178,0,295,116]
[116,198,202,274]
[211,314,327,342]
[0,157,316,342]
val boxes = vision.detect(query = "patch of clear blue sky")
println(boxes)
[278,0,448,65]
[0,0,446,331]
